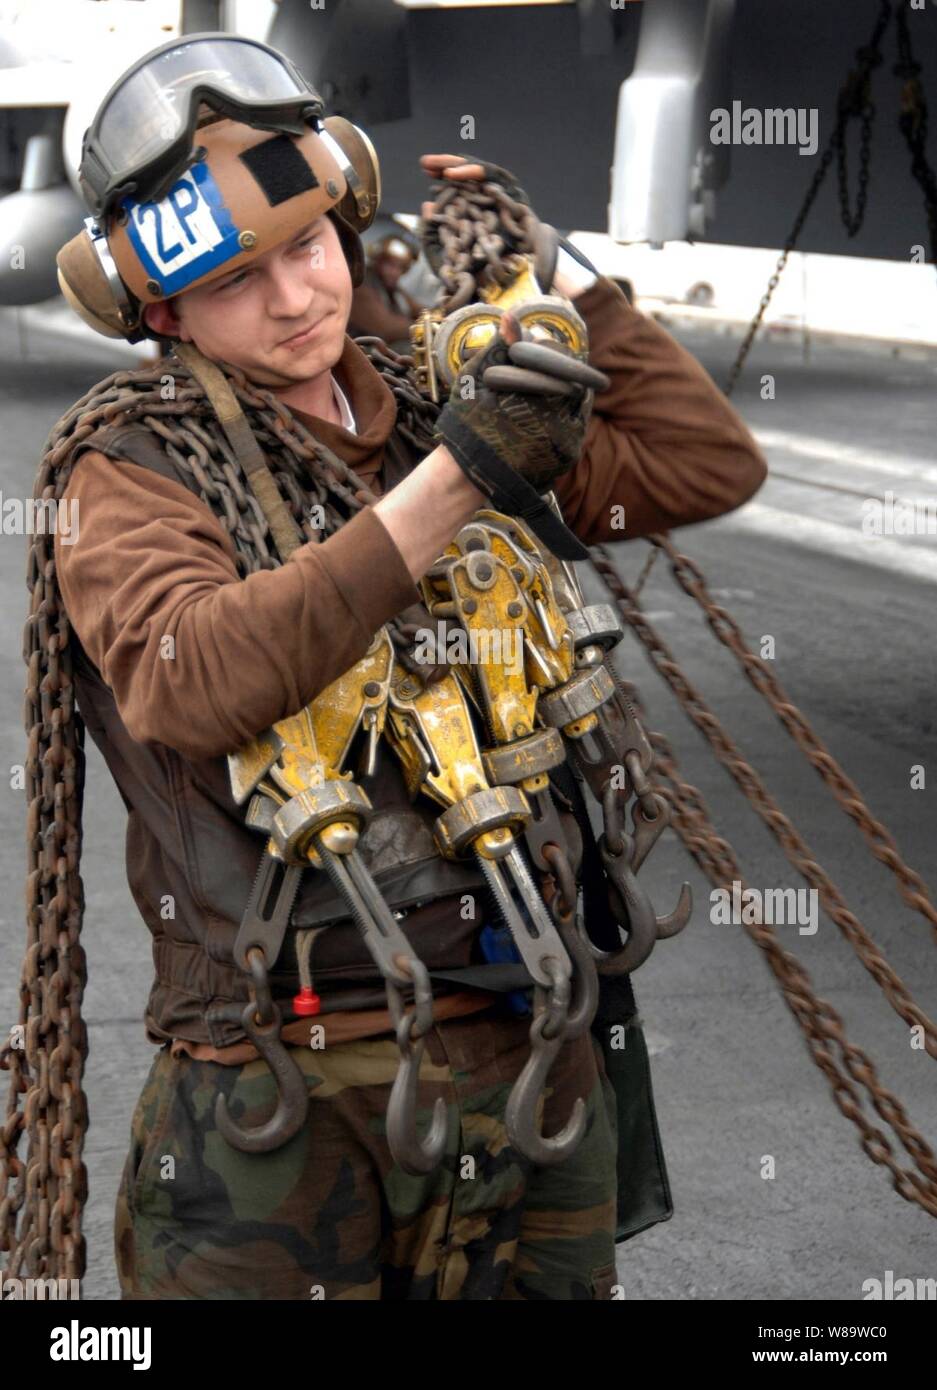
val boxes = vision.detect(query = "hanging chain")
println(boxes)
[586,550,934,1217]
[724,0,894,397]
[894,3,937,269]
[648,536,937,945]
[834,40,881,237]
[590,548,937,1218]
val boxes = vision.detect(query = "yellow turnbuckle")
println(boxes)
[383,660,528,861]
[410,254,591,402]
[227,628,394,866]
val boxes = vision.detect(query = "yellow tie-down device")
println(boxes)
[223,628,452,1174]
[228,626,395,865]
[410,255,590,403]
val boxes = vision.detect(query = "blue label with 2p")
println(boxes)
[122,162,243,295]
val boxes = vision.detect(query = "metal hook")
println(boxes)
[317,845,448,1175]
[594,831,660,975]
[628,791,670,874]
[504,959,587,1166]
[214,998,309,1155]
[654,883,693,939]
[541,842,598,1039]
[626,793,693,939]
[556,908,600,1037]
[385,958,449,1176]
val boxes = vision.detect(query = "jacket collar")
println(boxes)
[288,335,397,485]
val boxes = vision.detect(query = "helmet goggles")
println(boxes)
[80,32,324,221]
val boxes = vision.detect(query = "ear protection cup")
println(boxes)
[57,228,139,340]
[320,116,381,232]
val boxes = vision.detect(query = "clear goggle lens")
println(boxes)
[94,37,311,172]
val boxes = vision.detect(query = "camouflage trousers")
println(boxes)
[115,1003,620,1300]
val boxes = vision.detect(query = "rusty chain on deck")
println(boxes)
[591,552,937,1218]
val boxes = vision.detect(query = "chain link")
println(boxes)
[591,547,937,1217]
[895,3,937,270]
[724,0,894,397]
[423,179,537,314]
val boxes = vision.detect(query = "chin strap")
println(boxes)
[174,342,305,561]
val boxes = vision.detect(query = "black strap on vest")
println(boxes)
[76,422,199,494]
[550,758,637,1017]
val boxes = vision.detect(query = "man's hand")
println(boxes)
[419,153,530,205]
[419,153,562,294]
[429,309,609,560]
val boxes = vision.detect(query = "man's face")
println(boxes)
[150,213,352,387]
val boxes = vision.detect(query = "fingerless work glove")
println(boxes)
[434,327,610,560]
[421,159,562,294]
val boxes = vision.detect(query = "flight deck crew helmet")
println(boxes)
[367,231,419,271]
[56,32,381,343]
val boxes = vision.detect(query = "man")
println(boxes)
[348,229,426,348]
[35,34,766,1301]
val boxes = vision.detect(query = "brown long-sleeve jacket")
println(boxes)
[54,276,766,1062]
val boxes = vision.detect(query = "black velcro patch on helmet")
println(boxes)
[238,135,319,206]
